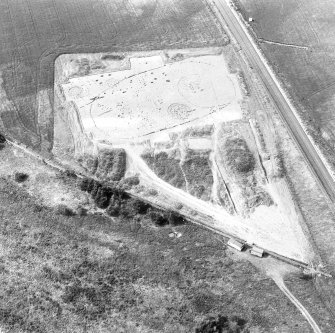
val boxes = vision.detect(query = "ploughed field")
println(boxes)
[236,0,335,168]
[0,0,228,152]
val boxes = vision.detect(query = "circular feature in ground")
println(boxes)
[167,103,193,121]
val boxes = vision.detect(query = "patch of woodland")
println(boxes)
[79,177,187,227]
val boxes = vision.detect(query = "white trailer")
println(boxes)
[227,238,245,251]
[250,246,264,257]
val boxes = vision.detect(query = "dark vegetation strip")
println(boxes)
[0,132,6,150]
[79,177,186,227]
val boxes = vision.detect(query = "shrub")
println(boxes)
[224,138,255,174]
[86,178,96,193]
[174,202,183,210]
[273,154,285,178]
[14,172,29,183]
[94,186,112,209]
[168,211,185,226]
[106,201,120,217]
[147,188,158,196]
[0,133,5,143]
[122,176,140,187]
[119,198,150,218]
[149,210,168,226]
[95,148,126,181]
[141,151,186,189]
[101,54,125,60]
[195,315,249,333]
[0,133,5,149]
[181,151,213,200]
[91,181,102,199]
[55,204,75,216]
[77,206,88,216]
[131,199,150,215]
[63,169,77,178]
[79,177,90,191]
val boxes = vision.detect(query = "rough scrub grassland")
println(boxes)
[0,177,313,333]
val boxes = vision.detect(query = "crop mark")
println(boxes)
[258,38,309,50]
[302,80,335,101]
[83,63,168,111]
[123,103,230,140]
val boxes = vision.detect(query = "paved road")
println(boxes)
[208,0,335,202]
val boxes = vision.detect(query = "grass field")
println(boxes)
[236,0,335,167]
[0,177,317,333]
[0,0,228,152]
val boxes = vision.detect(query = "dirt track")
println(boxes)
[273,276,322,333]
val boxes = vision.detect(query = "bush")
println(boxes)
[86,178,96,193]
[146,188,158,196]
[0,133,5,150]
[63,169,77,178]
[195,315,249,333]
[14,172,29,183]
[121,176,140,187]
[95,149,126,181]
[119,198,150,218]
[0,133,5,143]
[224,138,255,174]
[141,151,186,189]
[132,199,150,215]
[181,151,213,200]
[168,211,185,226]
[55,204,75,216]
[94,186,112,209]
[77,206,88,216]
[149,210,168,226]
[106,200,120,217]
[174,202,183,210]
[91,181,102,199]
[79,177,90,191]
[101,54,125,60]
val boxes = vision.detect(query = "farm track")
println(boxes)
[273,275,322,333]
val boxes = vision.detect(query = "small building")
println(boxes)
[248,17,254,22]
[250,246,264,258]
[227,238,245,251]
